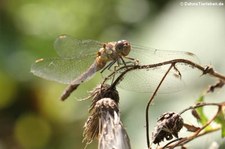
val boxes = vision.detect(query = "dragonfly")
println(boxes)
[31,35,199,100]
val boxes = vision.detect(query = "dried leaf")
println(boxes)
[183,123,200,132]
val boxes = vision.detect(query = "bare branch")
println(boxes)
[102,59,225,89]
[146,64,174,148]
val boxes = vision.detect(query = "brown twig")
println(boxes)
[102,59,225,89]
[179,102,224,115]
[206,80,225,93]
[146,64,174,148]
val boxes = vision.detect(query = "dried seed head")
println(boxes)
[83,84,130,149]
[97,98,130,149]
[152,112,184,145]
[83,98,119,143]
[83,84,119,143]
[88,84,119,111]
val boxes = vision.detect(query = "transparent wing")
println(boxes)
[115,45,200,93]
[117,65,185,93]
[31,35,103,84]
[54,35,102,58]
[31,55,97,84]
[130,44,199,66]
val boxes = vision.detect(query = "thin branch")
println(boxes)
[102,59,225,90]
[146,64,174,148]
[179,102,224,115]
[162,138,183,149]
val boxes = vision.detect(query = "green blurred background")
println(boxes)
[0,0,225,149]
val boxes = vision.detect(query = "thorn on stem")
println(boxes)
[202,65,214,75]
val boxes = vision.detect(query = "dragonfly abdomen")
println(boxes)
[61,61,101,100]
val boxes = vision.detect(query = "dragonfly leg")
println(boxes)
[101,55,136,74]
[100,56,137,87]
[100,60,116,73]
[111,64,120,84]
[110,56,129,85]
[120,56,127,67]
[109,56,137,85]
[124,56,139,65]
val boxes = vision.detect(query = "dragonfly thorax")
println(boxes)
[97,43,119,61]
[96,40,131,70]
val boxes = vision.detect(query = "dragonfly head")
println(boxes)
[115,40,131,56]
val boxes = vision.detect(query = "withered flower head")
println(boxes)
[88,84,119,112]
[152,112,184,145]
[83,84,130,149]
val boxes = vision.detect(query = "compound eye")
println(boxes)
[115,40,125,51]
[115,40,131,56]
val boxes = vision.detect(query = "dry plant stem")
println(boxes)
[104,59,225,90]
[162,138,183,149]
[146,64,174,149]
[162,127,221,149]
[162,102,224,148]
[179,102,225,115]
